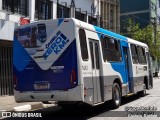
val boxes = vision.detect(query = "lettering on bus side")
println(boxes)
[43,31,69,59]
[82,65,88,70]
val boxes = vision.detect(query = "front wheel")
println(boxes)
[111,83,121,109]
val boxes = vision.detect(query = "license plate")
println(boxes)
[34,83,50,90]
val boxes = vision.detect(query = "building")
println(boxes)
[100,0,120,33]
[120,0,157,32]
[0,0,120,96]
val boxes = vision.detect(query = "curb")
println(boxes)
[10,103,44,112]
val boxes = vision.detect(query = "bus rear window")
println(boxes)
[79,29,88,61]
[15,24,47,48]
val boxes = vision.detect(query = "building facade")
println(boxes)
[100,0,120,33]
[120,0,157,32]
[0,0,120,96]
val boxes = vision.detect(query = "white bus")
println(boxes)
[13,18,153,108]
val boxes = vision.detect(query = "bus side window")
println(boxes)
[100,35,106,61]
[131,44,139,64]
[79,29,89,61]
[137,46,147,65]
[101,36,122,62]
[142,48,147,64]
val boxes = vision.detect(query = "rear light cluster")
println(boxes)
[84,87,87,97]
[70,69,76,85]
[13,74,17,88]
[64,20,69,22]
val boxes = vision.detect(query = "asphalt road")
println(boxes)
[4,78,160,120]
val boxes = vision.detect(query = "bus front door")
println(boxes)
[89,39,103,104]
[123,47,130,92]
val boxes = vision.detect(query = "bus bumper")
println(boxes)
[14,85,83,102]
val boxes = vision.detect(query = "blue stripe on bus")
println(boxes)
[13,37,32,71]
[58,19,64,26]
[94,26,128,84]
[94,26,127,40]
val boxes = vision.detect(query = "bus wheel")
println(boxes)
[138,84,146,97]
[111,83,121,109]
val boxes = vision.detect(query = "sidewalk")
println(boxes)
[0,95,44,111]
[0,95,56,117]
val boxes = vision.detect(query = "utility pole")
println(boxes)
[151,17,157,45]
[151,17,158,77]
[153,17,157,46]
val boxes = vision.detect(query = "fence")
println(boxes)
[0,40,13,96]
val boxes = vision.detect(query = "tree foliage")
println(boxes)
[121,19,160,60]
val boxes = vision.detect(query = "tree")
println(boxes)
[121,18,160,60]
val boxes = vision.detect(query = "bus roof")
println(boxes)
[15,18,148,48]
[72,18,148,48]
[72,18,127,41]
[127,38,148,48]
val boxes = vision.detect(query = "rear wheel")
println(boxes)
[138,84,146,97]
[111,83,121,109]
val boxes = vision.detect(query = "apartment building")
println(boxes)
[100,0,120,33]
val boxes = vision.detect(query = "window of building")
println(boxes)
[75,11,85,22]
[35,0,51,20]
[101,35,122,62]
[57,4,70,18]
[137,46,147,64]
[131,44,138,64]
[2,0,12,12]
[0,40,13,95]
[110,10,114,29]
[2,0,28,16]
[79,29,88,61]
[151,2,156,11]
[88,16,97,26]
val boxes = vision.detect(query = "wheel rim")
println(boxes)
[114,86,120,105]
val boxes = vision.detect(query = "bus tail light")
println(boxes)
[13,74,17,87]
[70,69,76,85]
[84,87,87,97]
[64,20,69,22]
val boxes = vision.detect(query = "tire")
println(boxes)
[138,84,146,97]
[111,83,121,109]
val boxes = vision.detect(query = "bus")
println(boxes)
[13,18,153,108]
